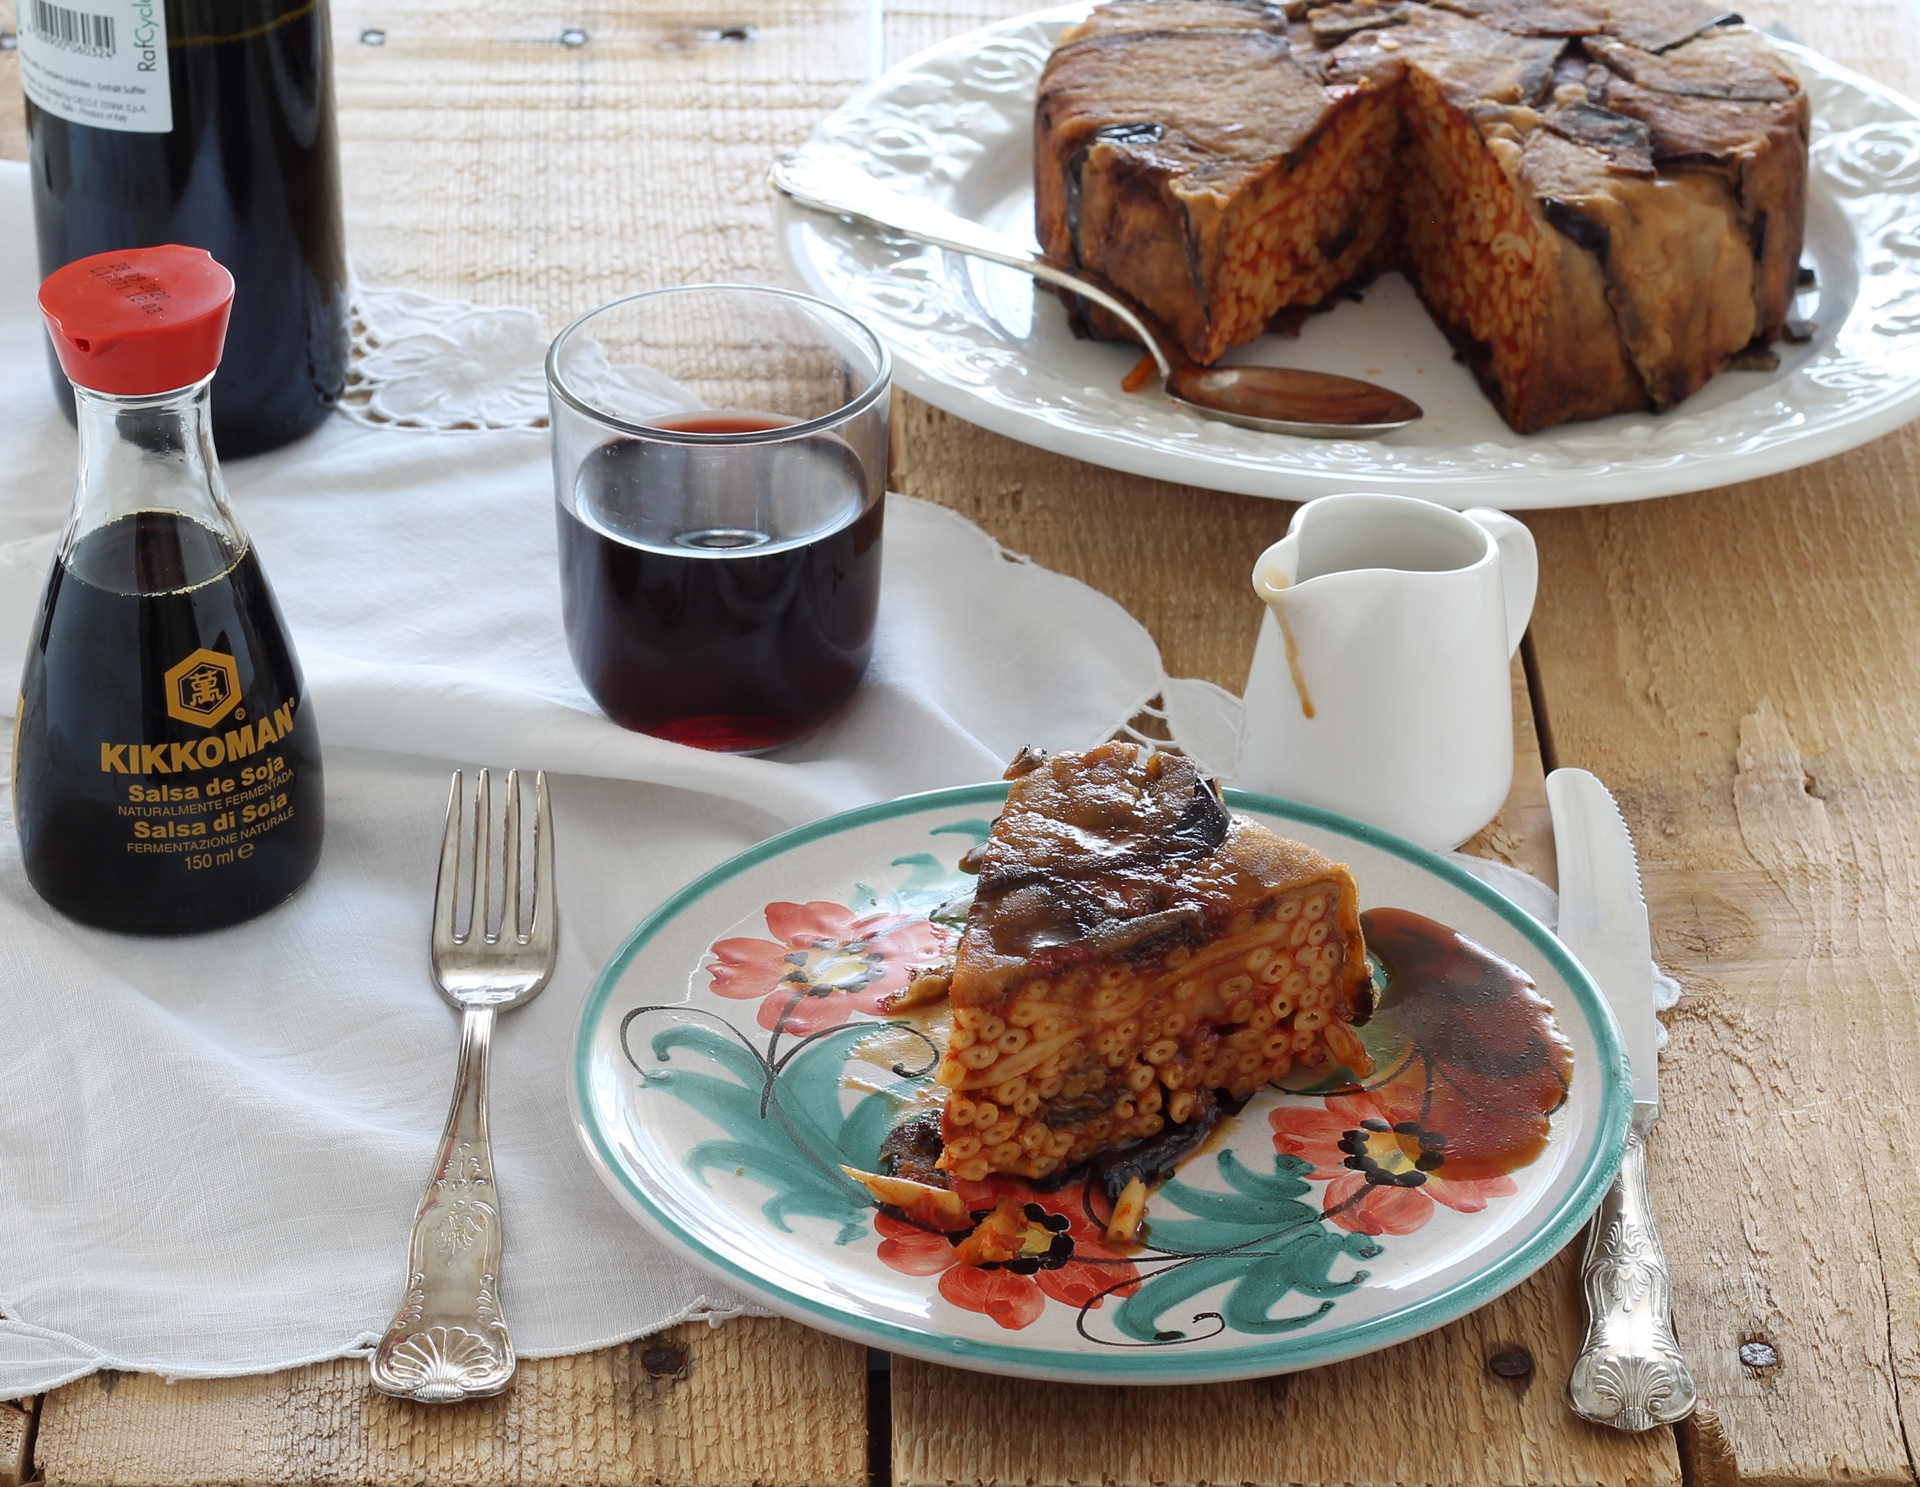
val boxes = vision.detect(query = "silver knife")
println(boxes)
[1546,767,1697,1431]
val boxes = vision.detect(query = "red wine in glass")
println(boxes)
[556,411,884,752]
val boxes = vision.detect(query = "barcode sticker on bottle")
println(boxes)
[18,0,170,133]
[28,0,117,56]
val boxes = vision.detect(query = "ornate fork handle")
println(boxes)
[370,1007,516,1401]
[1568,1123,1696,1430]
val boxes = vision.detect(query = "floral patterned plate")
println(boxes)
[570,785,1630,1382]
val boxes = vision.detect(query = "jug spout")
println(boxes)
[1250,532,1301,609]
[1253,536,1409,622]
[1251,527,1426,723]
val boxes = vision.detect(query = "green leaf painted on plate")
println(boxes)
[888,852,964,899]
[849,818,989,914]
[639,1022,868,1243]
[1114,1152,1380,1342]
[928,819,994,843]
[636,1018,932,1246]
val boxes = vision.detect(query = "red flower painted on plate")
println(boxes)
[708,901,950,1037]
[874,1177,1140,1331]
[1269,1092,1516,1237]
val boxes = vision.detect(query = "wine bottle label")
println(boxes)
[18,0,172,133]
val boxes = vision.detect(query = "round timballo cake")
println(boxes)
[1035,0,1809,432]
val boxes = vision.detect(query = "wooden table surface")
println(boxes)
[4,0,1919,1482]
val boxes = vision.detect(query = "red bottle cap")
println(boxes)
[39,246,234,396]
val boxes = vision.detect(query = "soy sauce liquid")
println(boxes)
[14,511,324,932]
[557,412,884,752]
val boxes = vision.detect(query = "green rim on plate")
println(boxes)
[571,783,1631,1381]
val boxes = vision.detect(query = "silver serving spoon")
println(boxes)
[769,149,1422,439]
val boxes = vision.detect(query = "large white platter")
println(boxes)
[572,785,1629,1383]
[774,6,1920,509]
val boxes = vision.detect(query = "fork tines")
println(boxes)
[434,767,553,949]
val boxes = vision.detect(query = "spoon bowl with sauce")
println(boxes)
[770,149,1422,440]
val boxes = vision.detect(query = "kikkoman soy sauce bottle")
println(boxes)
[13,245,324,933]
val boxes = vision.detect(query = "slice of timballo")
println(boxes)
[1035,0,1400,365]
[931,744,1375,1186]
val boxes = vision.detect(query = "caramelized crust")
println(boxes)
[1519,129,1757,409]
[934,745,1374,1184]
[1590,75,1809,344]
[1033,0,1809,433]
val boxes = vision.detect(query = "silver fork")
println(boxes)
[371,768,556,1403]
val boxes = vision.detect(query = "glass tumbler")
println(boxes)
[546,285,891,752]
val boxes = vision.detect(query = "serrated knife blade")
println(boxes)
[1546,767,1657,1115]
[1547,766,1695,1430]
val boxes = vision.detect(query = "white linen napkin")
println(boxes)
[0,155,1222,1399]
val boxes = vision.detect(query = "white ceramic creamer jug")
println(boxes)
[1234,492,1538,851]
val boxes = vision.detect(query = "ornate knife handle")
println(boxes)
[370,1008,517,1402]
[1569,1124,1696,1429]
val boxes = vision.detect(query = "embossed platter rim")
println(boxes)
[773,7,1920,509]
[570,785,1632,1383]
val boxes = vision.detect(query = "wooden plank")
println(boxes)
[0,1398,34,1487]
[1524,420,1920,1487]
[33,1321,865,1487]
[328,0,874,336]
[1515,7,1920,1483]
[895,1243,1676,1487]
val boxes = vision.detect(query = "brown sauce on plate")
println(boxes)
[1358,906,1574,1181]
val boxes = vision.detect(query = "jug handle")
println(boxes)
[1464,509,1537,657]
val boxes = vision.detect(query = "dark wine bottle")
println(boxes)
[20,0,349,457]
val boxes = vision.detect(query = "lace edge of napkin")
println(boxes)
[512,1295,776,1360]
[0,1318,105,1403]
[340,277,552,433]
